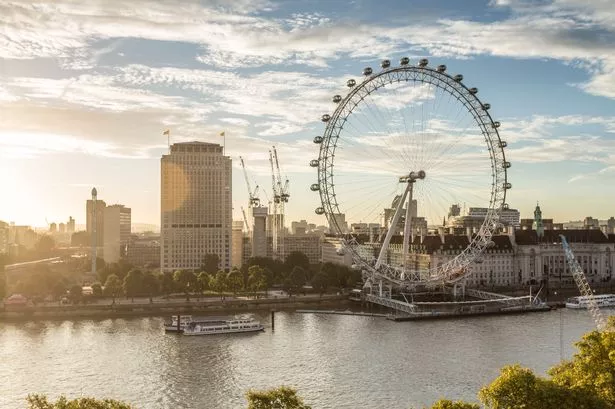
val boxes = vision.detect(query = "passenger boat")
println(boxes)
[182,315,264,336]
[164,315,228,332]
[565,294,615,309]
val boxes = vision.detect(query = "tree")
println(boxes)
[248,265,267,297]
[142,272,159,303]
[426,400,479,409]
[27,394,133,409]
[69,284,82,304]
[479,364,608,409]
[104,274,122,305]
[91,282,103,297]
[197,271,210,297]
[123,269,143,302]
[174,270,196,301]
[284,251,310,273]
[212,270,227,298]
[35,235,55,256]
[548,317,615,407]
[201,253,220,274]
[159,271,175,297]
[310,271,328,296]
[286,266,307,295]
[227,268,244,295]
[246,386,311,409]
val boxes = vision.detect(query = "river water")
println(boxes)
[1,309,612,409]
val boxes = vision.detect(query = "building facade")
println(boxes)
[103,204,131,264]
[86,198,106,246]
[161,141,232,272]
[125,237,160,267]
[231,220,244,268]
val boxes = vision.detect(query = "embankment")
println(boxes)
[0,295,350,321]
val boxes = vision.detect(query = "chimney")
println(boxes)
[438,226,445,244]
[466,226,472,241]
[449,227,455,235]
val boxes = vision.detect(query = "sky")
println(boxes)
[1,0,615,228]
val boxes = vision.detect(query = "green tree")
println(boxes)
[197,272,210,297]
[142,272,159,303]
[174,270,196,301]
[52,280,68,301]
[479,364,608,409]
[27,394,133,409]
[248,265,267,297]
[227,268,244,295]
[69,284,82,304]
[286,266,307,295]
[104,274,122,305]
[201,253,220,274]
[123,269,143,302]
[159,271,175,297]
[426,400,479,409]
[91,282,103,297]
[212,270,227,298]
[246,386,311,409]
[310,271,328,296]
[35,235,55,256]
[284,251,310,273]
[548,317,615,406]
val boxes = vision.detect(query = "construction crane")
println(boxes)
[269,147,290,261]
[241,207,250,234]
[560,235,608,331]
[239,156,260,207]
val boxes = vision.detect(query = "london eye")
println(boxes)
[311,58,510,288]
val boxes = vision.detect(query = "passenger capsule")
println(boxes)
[487,241,496,248]
[453,74,463,82]
[504,182,512,189]
[503,203,510,210]
[332,95,342,103]
[309,159,319,167]
[437,64,446,73]
[321,114,331,122]
[363,67,373,76]
[310,183,320,192]
[469,87,478,94]
[418,58,428,67]
[503,161,511,169]
[483,103,491,110]
[347,79,356,88]
[315,207,325,215]
[492,121,501,128]
[475,258,484,264]
[313,136,324,144]
[400,57,410,65]
[381,59,391,68]
[499,140,507,148]
[336,248,346,256]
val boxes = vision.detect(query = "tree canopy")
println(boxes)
[27,394,133,409]
[246,386,311,409]
[201,254,220,274]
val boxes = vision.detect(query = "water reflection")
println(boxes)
[0,310,611,409]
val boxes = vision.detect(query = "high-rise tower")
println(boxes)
[161,141,232,272]
[90,187,97,274]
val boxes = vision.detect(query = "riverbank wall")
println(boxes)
[0,295,350,321]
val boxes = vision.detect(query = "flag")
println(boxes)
[163,129,170,136]
[220,131,225,137]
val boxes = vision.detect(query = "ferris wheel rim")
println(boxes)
[313,60,510,285]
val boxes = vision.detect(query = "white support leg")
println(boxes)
[402,182,414,278]
[375,182,411,270]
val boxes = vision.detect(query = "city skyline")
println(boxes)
[1,0,615,227]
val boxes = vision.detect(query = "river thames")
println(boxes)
[1,309,612,409]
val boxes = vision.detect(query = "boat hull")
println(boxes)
[565,303,615,309]
[183,326,265,336]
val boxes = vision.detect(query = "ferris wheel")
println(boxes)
[310,57,510,287]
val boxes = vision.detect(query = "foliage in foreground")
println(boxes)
[26,395,133,409]
[246,386,312,409]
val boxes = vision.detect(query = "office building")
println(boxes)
[103,204,131,263]
[231,220,244,268]
[161,141,232,272]
[86,197,106,246]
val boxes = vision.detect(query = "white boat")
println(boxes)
[182,315,264,336]
[164,315,228,332]
[565,294,615,309]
